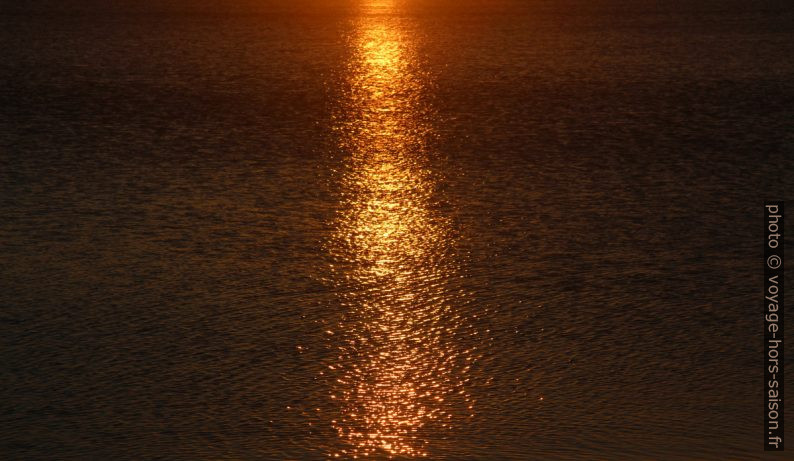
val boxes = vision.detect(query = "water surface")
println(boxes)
[1,0,793,459]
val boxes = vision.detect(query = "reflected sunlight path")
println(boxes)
[324,1,477,458]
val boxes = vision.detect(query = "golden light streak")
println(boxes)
[324,1,476,458]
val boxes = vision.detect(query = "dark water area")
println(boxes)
[1,1,793,459]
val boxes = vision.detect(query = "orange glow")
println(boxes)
[325,1,475,458]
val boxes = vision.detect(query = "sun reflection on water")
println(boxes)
[325,2,476,458]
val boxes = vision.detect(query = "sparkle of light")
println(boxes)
[325,1,476,458]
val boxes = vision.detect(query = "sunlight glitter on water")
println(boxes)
[325,2,476,458]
